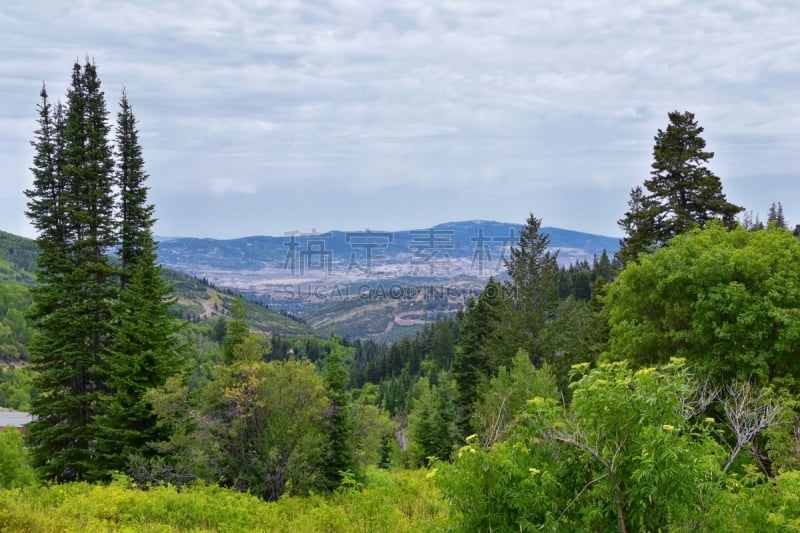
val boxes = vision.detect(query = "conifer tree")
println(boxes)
[617,186,658,264]
[25,59,117,481]
[94,233,182,474]
[321,337,359,490]
[618,111,742,263]
[502,214,559,363]
[767,201,787,228]
[25,61,181,482]
[115,89,154,288]
[453,277,504,437]
[222,297,249,364]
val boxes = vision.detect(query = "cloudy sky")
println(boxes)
[2,1,799,239]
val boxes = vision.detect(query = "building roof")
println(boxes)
[0,408,33,428]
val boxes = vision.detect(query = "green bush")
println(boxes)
[0,427,37,489]
[0,468,448,532]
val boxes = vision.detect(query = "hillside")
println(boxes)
[0,230,37,286]
[0,230,315,342]
[163,269,314,336]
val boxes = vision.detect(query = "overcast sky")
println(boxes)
[2,1,799,239]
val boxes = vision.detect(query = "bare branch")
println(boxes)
[721,381,782,473]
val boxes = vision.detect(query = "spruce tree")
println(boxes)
[502,213,559,364]
[617,186,659,264]
[25,60,117,481]
[94,233,182,474]
[115,89,154,288]
[767,201,787,228]
[321,337,359,490]
[93,89,182,475]
[25,61,181,481]
[222,297,249,364]
[618,111,742,263]
[453,277,504,437]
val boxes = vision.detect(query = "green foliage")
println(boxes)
[472,350,558,447]
[0,287,35,359]
[23,61,189,482]
[94,234,185,477]
[0,230,39,285]
[222,297,249,364]
[350,402,396,469]
[437,359,726,532]
[0,367,34,411]
[701,469,800,531]
[204,359,329,500]
[453,278,505,436]
[538,297,605,394]
[606,223,800,382]
[0,427,37,489]
[503,213,560,363]
[0,468,449,532]
[408,374,458,464]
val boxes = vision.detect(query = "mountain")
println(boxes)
[0,230,314,341]
[156,221,619,339]
[156,221,619,278]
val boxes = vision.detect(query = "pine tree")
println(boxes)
[618,111,742,263]
[94,233,183,474]
[321,337,359,490]
[767,201,787,228]
[25,61,181,482]
[453,278,504,437]
[115,89,154,288]
[25,59,117,481]
[222,297,249,364]
[502,213,559,363]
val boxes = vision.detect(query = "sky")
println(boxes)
[1,1,799,239]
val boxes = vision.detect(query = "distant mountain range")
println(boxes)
[156,220,619,279]
[156,221,620,340]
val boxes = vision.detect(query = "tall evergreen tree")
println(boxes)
[115,89,154,288]
[25,61,181,482]
[25,59,117,481]
[94,233,183,474]
[617,186,658,264]
[93,91,183,476]
[321,337,359,490]
[453,277,504,437]
[222,297,249,364]
[618,111,742,263]
[502,213,559,364]
[767,201,787,228]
